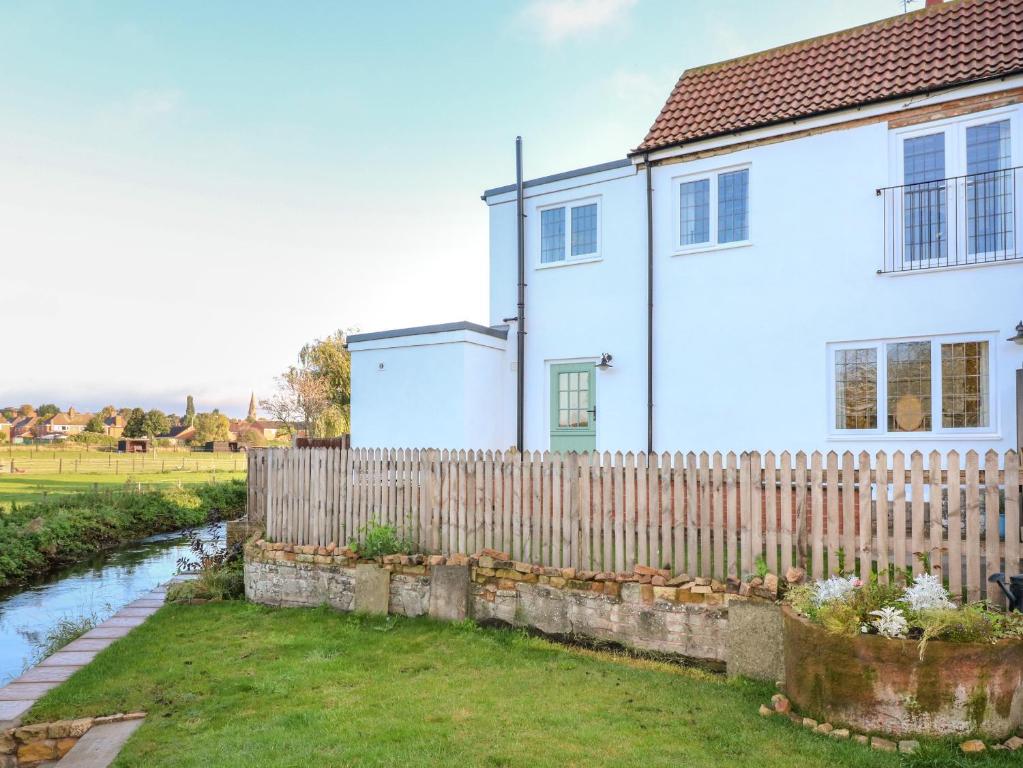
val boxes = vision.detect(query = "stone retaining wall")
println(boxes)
[244,541,784,669]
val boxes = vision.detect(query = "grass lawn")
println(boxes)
[0,472,247,507]
[27,603,996,768]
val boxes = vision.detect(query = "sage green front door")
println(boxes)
[550,362,596,453]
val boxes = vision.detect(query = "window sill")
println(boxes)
[672,240,752,257]
[536,256,602,271]
[827,432,1001,442]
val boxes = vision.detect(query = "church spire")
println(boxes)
[247,392,258,422]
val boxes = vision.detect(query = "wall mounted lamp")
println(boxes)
[1009,322,1023,345]
[596,353,614,370]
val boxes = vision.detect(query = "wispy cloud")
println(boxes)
[521,0,637,43]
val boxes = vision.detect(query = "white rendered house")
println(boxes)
[349,0,1023,455]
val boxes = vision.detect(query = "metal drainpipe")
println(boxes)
[516,137,526,453]
[645,153,654,455]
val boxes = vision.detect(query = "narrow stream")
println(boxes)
[0,523,225,684]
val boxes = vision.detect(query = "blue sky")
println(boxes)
[0,0,904,416]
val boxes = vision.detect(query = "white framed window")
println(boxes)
[538,197,601,266]
[889,108,1019,269]
[828,333,996,437]
[674,164,750,252]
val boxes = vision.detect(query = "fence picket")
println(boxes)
[564,452,577,568]
[825,451,839,576]
[673,451,686,575]
[552,453,564,568]
[779,452,792,575]
[613,452,625,572]
[946,450,961,599]
[892,451,907,578]
[660,452,671,572]
[580,452,592,570]
[764,451,777,575]
[841,451,855,572]
[985,450,1001,606]
[687,452,700,576]
[602,452,613,571]
[911,451,925,576]
[811,452,824,580]
[726,452,738,579]
[929,450,943,582]
[965,451,981,602]
[857,451,871,583]
[876,451,889,584]
[636,452,648,567]
[1006,450,1020,584]
[532,451,543,565]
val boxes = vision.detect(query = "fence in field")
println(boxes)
[247,447,1022,602]
[2,452,248,476]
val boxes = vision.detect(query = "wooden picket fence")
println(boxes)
[247,447,1022,602]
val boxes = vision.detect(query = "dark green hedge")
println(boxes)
[0,481,246,588]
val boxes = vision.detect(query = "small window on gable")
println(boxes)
[677,167,750,251]
[539,199,600,265]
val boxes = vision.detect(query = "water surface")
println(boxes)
[0,523,224,684]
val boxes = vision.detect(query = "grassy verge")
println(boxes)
[26,603,973,768]
[0,481,245,588]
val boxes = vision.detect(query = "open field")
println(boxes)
[0,448,247,506]
[27,603,998,768]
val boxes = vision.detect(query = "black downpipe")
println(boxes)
[645,154,654,455]
[516,137,526,453]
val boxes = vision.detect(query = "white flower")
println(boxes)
[900,573,956,612]
[870,606,909,639]
[812,575,860,606]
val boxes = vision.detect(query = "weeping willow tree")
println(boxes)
[261,329,353,438]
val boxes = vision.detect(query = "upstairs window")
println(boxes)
[830,335,993,436]
[539,199,600,265]
[890,113,1017,270]
[677,166,750,250]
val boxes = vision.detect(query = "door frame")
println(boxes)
[546,357,599,452]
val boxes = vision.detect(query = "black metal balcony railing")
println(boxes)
[877,166,1021,274]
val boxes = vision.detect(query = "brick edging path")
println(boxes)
[0,583,170,729]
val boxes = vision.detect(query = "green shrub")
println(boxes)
[167,562,244,602]
[350,520,414,559]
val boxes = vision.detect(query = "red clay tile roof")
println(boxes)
[635,0,1023,154]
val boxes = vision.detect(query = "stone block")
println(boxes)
[726,599,784,682]
[871,737,897,752]
[354,564,390,615]
[18,739,58,763]
[429,565,470,622]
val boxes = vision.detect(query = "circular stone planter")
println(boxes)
[782,606,1023,738]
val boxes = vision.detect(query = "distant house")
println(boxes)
[40,408,92,436]
[11,416,39,440]
[0,417,10,439]
[157,425,197,445]
[103,415,125,438]
[230,419,286,441]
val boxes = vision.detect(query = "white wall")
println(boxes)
[349,329,512,450]
[484,95,1023,455]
